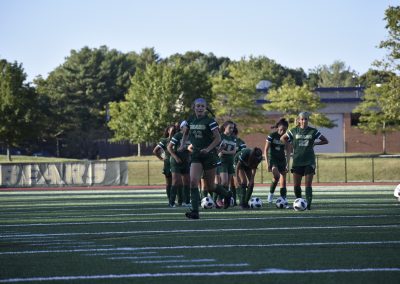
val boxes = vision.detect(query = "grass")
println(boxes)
[0,185,399,284]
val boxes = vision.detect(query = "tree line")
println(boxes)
[1,6,399,160]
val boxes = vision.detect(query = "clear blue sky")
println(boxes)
[0,0,396,82]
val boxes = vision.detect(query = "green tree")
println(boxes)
[108,62,212,149]
[354,6,400,153]
[35,46,136,158]
[211,56,301,132]
[263,83,335,128]
[374,6,400,71]
[353,77,400,153]
[311,60,358,87]
[0,59,40,161]
[358,69,395,88]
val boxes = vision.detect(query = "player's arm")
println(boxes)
[152,144,164,161]
[202,128,221,154]
[263,140,271,172]
[280,133,290,144]
[167,141,181,164]
[314,135,329,146]
[235,160,243,185]
[178,125,189,152]
[284,142,291,172]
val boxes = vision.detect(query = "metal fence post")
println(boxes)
[316,156,319,183]
[372,157,375,183]
[147,160,150,186]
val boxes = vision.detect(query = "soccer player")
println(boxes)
[179,98,232,219]
[235,147,263,209]
[231,125,246,206]
[280,112,328,210]
[264,118,291,206]
[167,121,191,207]
[153,125,176,205]
[215,121,237,207]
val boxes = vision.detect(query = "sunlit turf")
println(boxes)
[0,185,399,284]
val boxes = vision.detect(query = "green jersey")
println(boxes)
[235,137,247,153]
[157,137,171,158]
[287,126,322,167]
[187,115,219,152]
[266,131,286,164]
[170,132,190,162]
[220,133,236,164]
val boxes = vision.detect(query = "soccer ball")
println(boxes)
[222,196,235,207]
[248,197,263,209]
[394,184,400,198]
[293,198,308,211]
[275,197,288,209]
[201,197,214,209]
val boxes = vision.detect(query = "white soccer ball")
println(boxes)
[222,196,235,207]
[275,197,288,209]
[248,197,263,209]
[293,198,308,211]
[201,197,214,209]
[394,184,400,198]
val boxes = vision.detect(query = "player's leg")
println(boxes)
[304,166,315,210]
[268,166,280,203]
[185,162,203,219]
[170,172,182,207]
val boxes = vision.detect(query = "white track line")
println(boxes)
[2,214,399,227]
[129,259,215,264]
[164,263,250,268]
[1,241,398,255]
[1,224,399,239]
[108,255,185,260]
[0,268,399,282]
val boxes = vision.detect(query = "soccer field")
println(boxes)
[0,185,399,284]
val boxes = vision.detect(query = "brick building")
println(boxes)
[241,86,400,153]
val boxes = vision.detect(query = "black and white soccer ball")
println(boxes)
[394,184,400,202]
[248,197,263,209]
[201,197,214,209]
[275,197,288,209]
[293,198,307,211]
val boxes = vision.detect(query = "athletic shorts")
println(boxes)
[269,162,287,174]
[291,165,315,176]
[162,159,172,177]
[191,150,219,171]
[219,161,235,175]
[170,158,190,174]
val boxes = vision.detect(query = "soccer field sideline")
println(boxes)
[1,185,399,284]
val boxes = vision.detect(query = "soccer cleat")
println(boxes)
[223,191,233,209]
[168,202,176,208]
[185,211,199,219]
[267,193,274,203]
[216,199,224,208]
[241,203,250,210]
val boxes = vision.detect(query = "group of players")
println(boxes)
[153,98,328,219]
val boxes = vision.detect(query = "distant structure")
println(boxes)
[246,85,400,153]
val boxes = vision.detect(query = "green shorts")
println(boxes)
[269,161,287,173]
[219,161,235,175]
[170,157,190,174]
[191,150,219,171]
[291,165,315,176]
[162,159,172,177]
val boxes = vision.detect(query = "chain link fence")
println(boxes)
[127,156,400,186]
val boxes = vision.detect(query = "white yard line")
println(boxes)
[1,240,399,255]
[2,214,398,227]
[164,263,250,268]
[1,224,399,239]
[0,267,399,282]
